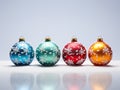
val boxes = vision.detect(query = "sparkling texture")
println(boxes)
[9,40,34,66]
[36,39,61,66]
[62,38,87,66]
[88,38,112,66]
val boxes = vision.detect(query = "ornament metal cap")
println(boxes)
[71,37,77,42]
[97,37,103,42]
[19,37,25,42]
[45,37,51,42]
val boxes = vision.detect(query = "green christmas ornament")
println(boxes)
[36,37,61,66]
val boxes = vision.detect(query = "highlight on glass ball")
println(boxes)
[62,37,87,66]
[36,37,61,66]
[88,37,112,66]
[9,37,34,66]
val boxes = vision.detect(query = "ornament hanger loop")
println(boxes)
[97,36,103,42]
[19,36,25,42]
[45,36,51,42]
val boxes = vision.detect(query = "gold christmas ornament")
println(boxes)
[88,37,112,66]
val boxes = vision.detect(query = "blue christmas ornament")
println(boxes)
[9,37,34,66]
[36,37,61,66]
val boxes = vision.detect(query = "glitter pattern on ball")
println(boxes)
[9,37,34,66]
[36,37,61,66]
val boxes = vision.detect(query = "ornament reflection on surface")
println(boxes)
[36,73,60,90]
[89,72,112,90]
[63,73,86,90]
[10,73,34,90]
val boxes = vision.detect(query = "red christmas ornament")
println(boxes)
[62,38,87,65]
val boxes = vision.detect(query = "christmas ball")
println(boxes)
[9,37,34,66]
[88,37,112,66]
[36,37,61,66]
[62,38,87,65]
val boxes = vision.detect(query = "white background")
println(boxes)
[0,0,120,60]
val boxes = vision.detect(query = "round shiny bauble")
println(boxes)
[88,38,112,66]
[9,37,34,66]
[36,37,61,66]
[62,38,87,66]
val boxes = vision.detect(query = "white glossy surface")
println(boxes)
[0,60,120,90]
